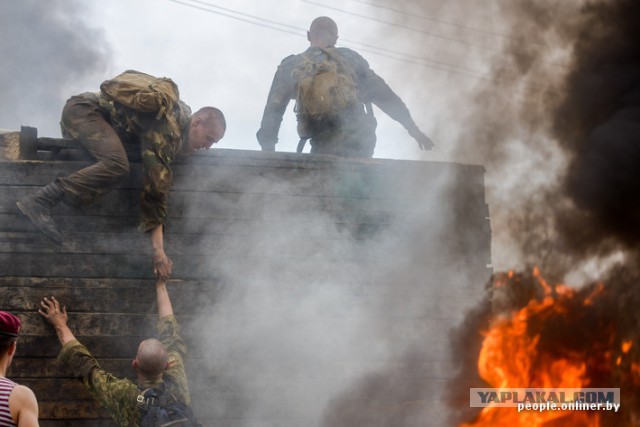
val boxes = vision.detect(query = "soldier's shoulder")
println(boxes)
[279,53,304,67]
[336,47,366,62]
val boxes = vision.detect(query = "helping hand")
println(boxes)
[153,251,173,280]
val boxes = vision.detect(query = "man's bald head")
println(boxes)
[134,338,168,380]
[308,16,339,48]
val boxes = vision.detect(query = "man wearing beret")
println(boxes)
[0,310,40,426]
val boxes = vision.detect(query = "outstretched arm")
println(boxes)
[350,49,434,151]
[257,57,298,151]
[151,225,173,281]
[156,278,173,319]
[39,296,76,346]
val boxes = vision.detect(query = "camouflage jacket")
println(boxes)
[58,315,191,427]
[257,46,417,149]
[97,93,192,232]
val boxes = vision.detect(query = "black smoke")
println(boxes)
[448,0,640,425]
[554,0,640,253]
[0,0,110,135]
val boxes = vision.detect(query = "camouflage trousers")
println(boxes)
[57,92,130,205]
[306,109,377,158]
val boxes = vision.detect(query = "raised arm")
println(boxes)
[39,297,76,346]
[150,225,173,281]
[347,48,434,151]
[156,278,174,319]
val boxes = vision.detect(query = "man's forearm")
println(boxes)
[156,279,174,319]
[150,224,173,280]
[150,224,164,255]
[54,323,76,346]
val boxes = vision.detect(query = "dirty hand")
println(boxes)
[39,296,68,327]
[407,125,435,151]
[153,251,173,280]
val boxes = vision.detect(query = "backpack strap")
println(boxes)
[137,388,155,407]
[319,48,358,83]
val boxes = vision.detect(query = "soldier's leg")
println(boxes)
[17,94,129,243]
[343,114,377,158]
[309,120,343,156]
[310,112,377,158]
[57,94,130,205]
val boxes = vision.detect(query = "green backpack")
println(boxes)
[100,70,180,120]
[293,48,360,139]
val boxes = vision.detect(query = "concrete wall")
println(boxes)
[0,147,491,426]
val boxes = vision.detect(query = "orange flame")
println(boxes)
[460,271,602,427]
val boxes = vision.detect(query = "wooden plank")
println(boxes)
[0,231,398,264]
[40,420,115,427]
[0,281,218,314]
[17,311,215,337]
[1,184,464,219]
[8,357,130,379]
[0,211,396,238]
[0,154,486,200]
[21,378,94,400]
[0,276,217,291]
[0,251,456,282]
[9,356,211,379]
[37,400,109,420]
[0,253,152,278]
[16,335,145,358]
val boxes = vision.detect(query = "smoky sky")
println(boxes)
[433,0,640,277]
[0,0,109,134]
[554,0,640,254]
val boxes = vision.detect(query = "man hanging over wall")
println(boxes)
[16,70,226,280]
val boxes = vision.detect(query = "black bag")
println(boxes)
[137,383,201,427]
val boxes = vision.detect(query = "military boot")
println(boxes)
[16,182,65,244]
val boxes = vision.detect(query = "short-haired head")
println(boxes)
[308,16,339,48]
[133,338,168,381]
[186,106,226,154]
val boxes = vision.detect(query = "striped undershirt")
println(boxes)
[0,377,17,427]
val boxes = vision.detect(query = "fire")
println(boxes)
[460,270,610,427]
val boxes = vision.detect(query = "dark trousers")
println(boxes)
[57,93,130,205]
[308,110,377,158]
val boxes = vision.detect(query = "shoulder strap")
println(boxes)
[319,48,356,79]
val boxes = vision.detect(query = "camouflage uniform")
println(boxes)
[57,90,192,232]
[57,315,190,427]
[257,46,420,157]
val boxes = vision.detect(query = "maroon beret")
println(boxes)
[0,311,21,337]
